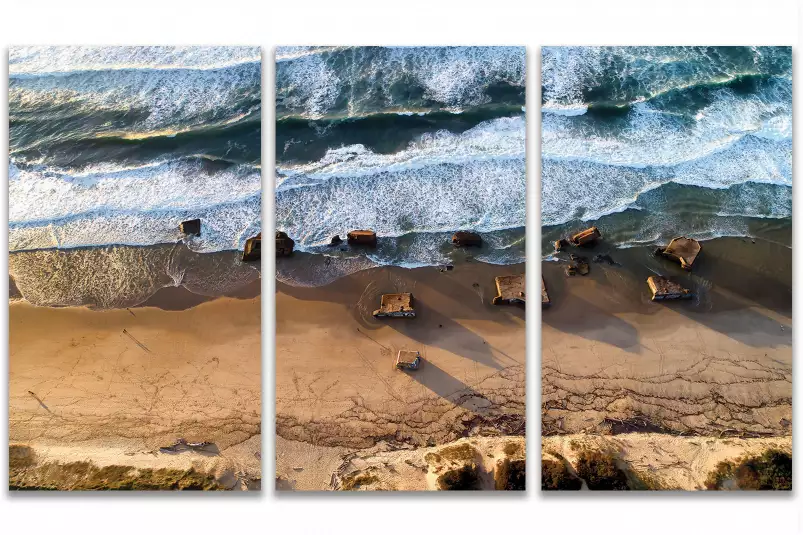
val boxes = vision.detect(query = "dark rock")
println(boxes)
[180,219,201,237]
[593,253,618,266]
[452,231,482,247]
[565,255,590,276]
[242,233,261,262]
[276,231,295,257]
[554,239,569,252]
[347,230,377,247]
[328,235,343,247]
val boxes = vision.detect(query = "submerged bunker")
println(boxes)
[655,237,701,270]
[348,230,377,248]
[493,274,525,306]
[276,231,294,257]
[180,219,201,237]
[373,293,416,318]
[452,231,482,247]
[647,276,692,301]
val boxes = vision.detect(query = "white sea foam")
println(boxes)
[541,46,790,110]
[276,46,525,119]
[277,116,525,186]
[9,159,261,253]
[276,118,525,248]
[9,52,260,137]
[9,46,260,76]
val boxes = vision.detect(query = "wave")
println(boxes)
[276,46,525,119]
[542,46,791,110]
[542,135,791,228]
[9,193,261,254]
[9,157,261,253]
[541,179,791,253]
[278,116,524,187]
[9,56,261,148]
[542,80,792,169]
[276,117,524,258]
[277,228,525,287]
[9,46,260,76]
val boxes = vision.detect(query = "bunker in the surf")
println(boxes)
[373,293,416,318]
[493,275,526,306]
[180,219,201,237]
[242,233,261,262]
[452,231,482,247]
[569,227,601,247]
[347,230,377,248]
[276,231,294,257]
[655,237,701,271]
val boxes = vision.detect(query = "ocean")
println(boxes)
[8,46,262,307]
[275,46,526,286]
[541,46,792,256]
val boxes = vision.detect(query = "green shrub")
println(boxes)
[437,464,480,490]
[575,451,630,490]
[541,459,582,490]
[705,449,791,491]
[495,458,525,490]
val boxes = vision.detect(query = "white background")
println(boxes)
[1,1,800,533]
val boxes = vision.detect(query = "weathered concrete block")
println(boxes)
[452,231,482,247]
[647,276,692,301]
[570,227,601,247]
[180,219,201,237]
[276,231,294,257]
[373,293,415,318]
[347,230,377,248]
[242,233,261,262]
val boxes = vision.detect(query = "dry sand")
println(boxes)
[9,288,261,489]
[275,259,526,490]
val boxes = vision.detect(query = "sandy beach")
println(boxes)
[9,252,262,490]
[541,236,792,489]
[276,256,526,490]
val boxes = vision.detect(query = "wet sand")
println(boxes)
[9,247,261,490]
[276,257,526,490]
[541,236,792,488]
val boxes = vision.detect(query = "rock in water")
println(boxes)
[570,227,601,247]
[452,231,482,247]
[276,231,294,257]
[347,230,377,247]
[180,219,201,237]
[242,233,261,262]
[655,236,701,270]
[328,235,343,247]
